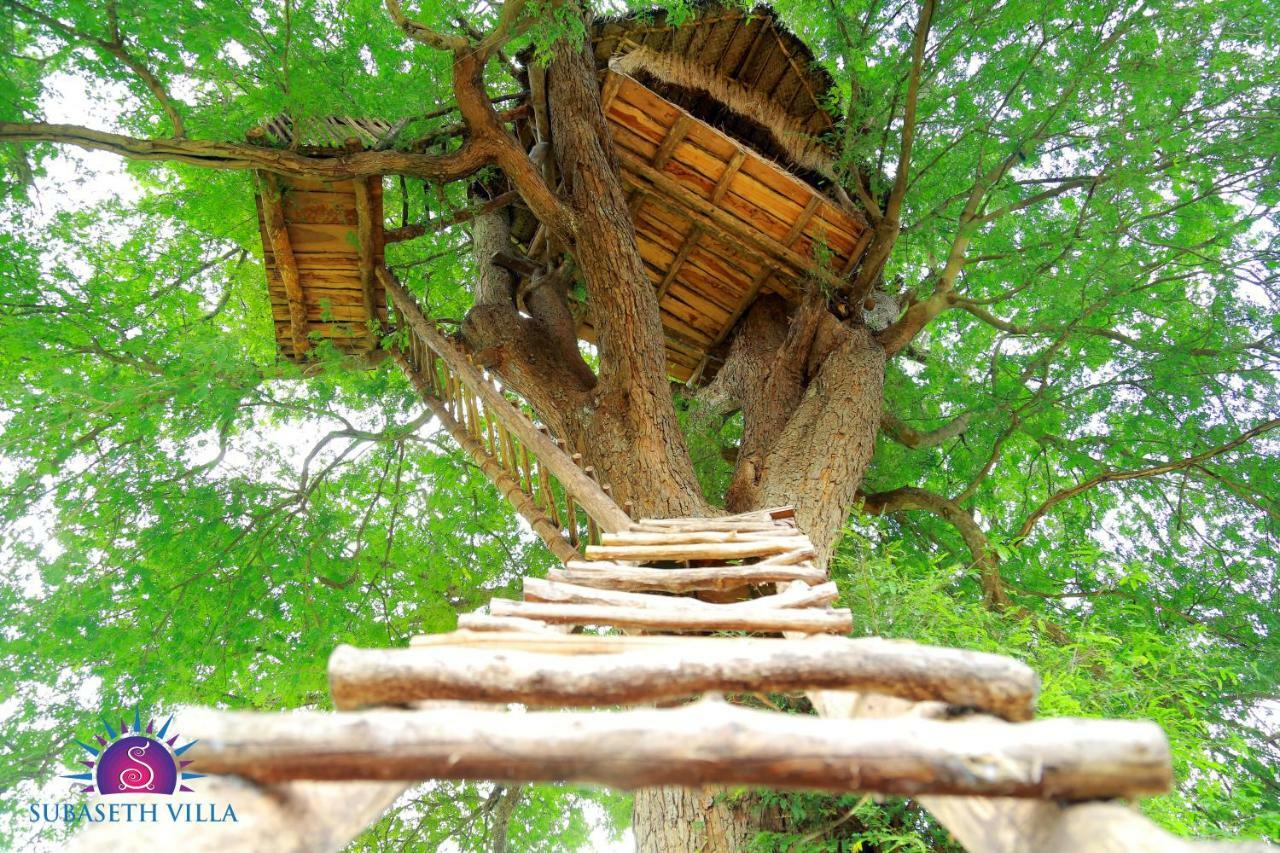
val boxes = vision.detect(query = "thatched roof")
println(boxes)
[246,116,396,152]
[586,4,841,182]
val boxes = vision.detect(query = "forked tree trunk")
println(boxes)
[460,24,889,848]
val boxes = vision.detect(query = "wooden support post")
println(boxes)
[257,172,309,357]
[351,177,380,352]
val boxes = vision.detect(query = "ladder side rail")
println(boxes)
[379,267,631,534]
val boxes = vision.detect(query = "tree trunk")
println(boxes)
[632,787,757,853]
[459,25,888,850]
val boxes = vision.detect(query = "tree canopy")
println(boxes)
[0,0,1277,848]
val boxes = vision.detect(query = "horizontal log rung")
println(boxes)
[488,599,852,634]
[554,562,827,592]
[584,539,809,562]
[523,577,839,612]
[179,705,1172,800]
[599,529,806,546]
[330,635,1039,719]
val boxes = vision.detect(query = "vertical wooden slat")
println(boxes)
[503,428,522,489]
[520,445,533,496]
[485,408,498,458]
[584,467,600,545]
[257,172,309,358]
[351,177,380,352]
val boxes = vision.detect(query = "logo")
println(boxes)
[63,709,202,795]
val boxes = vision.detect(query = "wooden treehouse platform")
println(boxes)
[247,33,869,380]
[589,68,869,382]
[250,119,391,362]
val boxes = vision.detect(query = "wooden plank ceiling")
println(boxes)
[254,174,388,362]
[582,69,870,383]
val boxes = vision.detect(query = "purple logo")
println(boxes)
[63,710,202,795]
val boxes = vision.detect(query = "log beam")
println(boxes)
[583,538,808,561]
[486,598,852,634]
[178,705,1172,800]
[523,576,839,611]
[553,561,827,592]
[329,636,1039,718]
[257,172,309,357]
[351,177,380,351]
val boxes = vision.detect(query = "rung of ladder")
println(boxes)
[329,635,1039,719]
[178,705,1172,800]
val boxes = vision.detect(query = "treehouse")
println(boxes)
[89,7,1192,852]
[247,5,870,381]
[510,6,872,382]
[249,117,391,362]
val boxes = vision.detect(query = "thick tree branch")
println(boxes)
[876,10,1144,357]
[973,176,1098,224]
[860,485,1007,607]
[383,0,467,50]
[958,299,1277,358]
[0,121,490,181]
[846,0,935,302]
[1016,418,1280,540]
[880,410,973,449]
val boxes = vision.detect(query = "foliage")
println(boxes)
[0,0,1277,848]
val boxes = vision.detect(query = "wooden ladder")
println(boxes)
[377,267,631,563]
[71,272,1197,853]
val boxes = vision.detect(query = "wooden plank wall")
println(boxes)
[255,175,388,362]
[590,69,870,383]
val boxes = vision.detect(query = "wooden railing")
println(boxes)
[376,268,632,563]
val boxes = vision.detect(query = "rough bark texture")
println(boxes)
[461,207,594,436]
[544,36,705,515]
[446,23,889,851]
[633,786,758,853]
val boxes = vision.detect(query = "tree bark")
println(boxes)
[633,787,758,853]
[541,33,705,515]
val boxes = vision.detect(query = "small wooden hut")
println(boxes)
[510,5,870,382]
[247,6,869,380]
[249,117,391,363]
